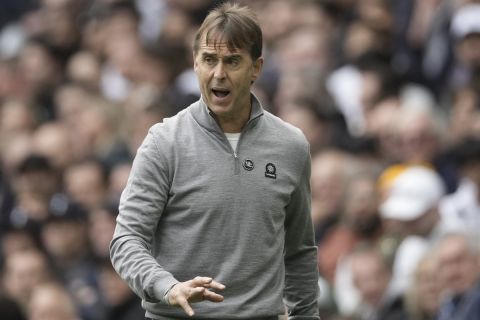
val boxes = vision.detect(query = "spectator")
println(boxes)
[396,107,444,165]
[63,159,108,211]
[441,136,480,243]
[72,96,129,168]
[107,161,131,202]
[311,149,350,244]
[0,226,41,261]
[0,99,36,144]
[318,169,382,284]
[0,133,33,178]
[40,199,103,320]
[363,95,403,164]
[278,96,349,154]
[398,0,454,96]
[66,50,102,91]
[254,0,296,46]
[53,83,90,129]
[31,122,74,171]
[88,204,117,261]
[2,249,53,312]
[52,84,99,161]
[16,37,63,121]
[98,260,144,320]
[155,5,193,46]
[35,0,84,59]
[84,1,139,102]
[274,26,332,76]
[449,3,480,90]
[394,104,457,192]
[435,232,480,320]
[447,86,480,145]
[121,83,173,154]
[28,282,81,320]
[8,154,60,229]
[379,165,449,294]
[349,245,407,320]
[404,253,440,320]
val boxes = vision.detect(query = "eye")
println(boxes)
[227,57,240,67]
[203,56,216,66]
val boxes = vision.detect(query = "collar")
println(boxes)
[190,93,264,134]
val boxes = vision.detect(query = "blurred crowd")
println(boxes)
[1,0,480,319]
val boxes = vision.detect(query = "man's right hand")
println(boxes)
[167,276,225,316]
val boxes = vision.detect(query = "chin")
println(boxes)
[209,102,232,113]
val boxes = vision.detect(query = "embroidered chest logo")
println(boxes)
[243,159,254,171]
[265,163,277,179]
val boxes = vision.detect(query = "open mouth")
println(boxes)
[212,88,231,98]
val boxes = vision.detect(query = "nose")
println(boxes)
[213,62,226,79]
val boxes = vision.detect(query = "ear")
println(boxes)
[251,57,264,83]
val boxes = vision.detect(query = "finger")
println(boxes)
[204,279,226,290]
[191,276,213,287]
[177,296,195,317]
[203,289,224,303]
[187,287,206,303]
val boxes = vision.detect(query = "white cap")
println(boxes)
[380,166,445,221]
[451,4,480,39]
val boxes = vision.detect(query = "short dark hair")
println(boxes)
[193,2,262,61]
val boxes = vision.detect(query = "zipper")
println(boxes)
[229,113,262,175]
[229,134,241,175]
[210,108,262,175]
[233,151,240,175]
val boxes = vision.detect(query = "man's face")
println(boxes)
[193,35,263,128]
[398,207,439,237]
[437,236,478,295]
[351,252,390,307]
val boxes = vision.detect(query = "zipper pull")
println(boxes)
[234,152,240,174]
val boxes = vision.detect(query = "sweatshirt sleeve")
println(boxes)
[109,127,178,303]
[283,149,320,319]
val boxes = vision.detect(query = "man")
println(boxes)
[28,283,81,320]
[379,165,449,294]
[435,233,480,320]
[109,3,320,320]
[349,246,407,320]
[3,249,52,311]
[440,137,480,245]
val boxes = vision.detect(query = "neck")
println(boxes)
[219,119,247,133]
[216,104,252,133]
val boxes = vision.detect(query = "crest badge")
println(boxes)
[265,163,277,179]
[243,159,254,171]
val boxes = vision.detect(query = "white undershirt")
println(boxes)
[224,132,241,152]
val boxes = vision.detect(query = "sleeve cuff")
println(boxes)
[153,277,180,304]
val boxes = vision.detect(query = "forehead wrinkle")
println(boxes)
[200,31,241,54]
[199,42,241,57]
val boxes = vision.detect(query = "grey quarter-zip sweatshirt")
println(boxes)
[110,94,320,319]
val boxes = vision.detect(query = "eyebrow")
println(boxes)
[201,52,242,60]
[201,52,216,59]
[225,54,242,60]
